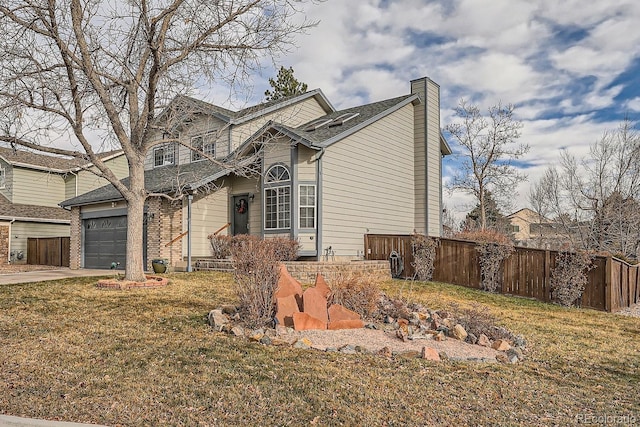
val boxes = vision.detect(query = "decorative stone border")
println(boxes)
[96,275,169,290]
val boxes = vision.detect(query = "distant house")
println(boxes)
[0,148,127,264]
[61,77,451,270]
[507,208,570,249]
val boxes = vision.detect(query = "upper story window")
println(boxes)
[191,132,216,162]
[154,144,175,167]
[0,166,5,189]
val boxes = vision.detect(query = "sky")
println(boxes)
[207,0,640,222]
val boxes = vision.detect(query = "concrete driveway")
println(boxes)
[0,268,111,285]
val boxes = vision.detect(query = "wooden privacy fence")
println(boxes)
[27,237,70,267]
[364,234,640,312]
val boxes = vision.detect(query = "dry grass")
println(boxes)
[1,273,639,426]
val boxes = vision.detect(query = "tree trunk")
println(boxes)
[124,164,147,282]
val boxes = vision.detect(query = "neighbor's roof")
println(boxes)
[60,160,233,208]
[0,194,70,223]
[0,147,124,173]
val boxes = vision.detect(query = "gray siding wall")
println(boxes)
[320,103,415,259]
[12,167,66,207]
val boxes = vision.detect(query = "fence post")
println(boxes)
[544,250,551,302]
[605,256,612,312]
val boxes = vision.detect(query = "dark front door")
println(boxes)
[233,195,249,235]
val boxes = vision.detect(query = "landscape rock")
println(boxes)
[274,264,303,307]
[249,329,265,342]
[507,347,524,361]
[466,332,478,345]
[221,305,238,315]
[302,287,329,324]
[275,294,300,328]
[328,319,365,330]
[292,312,327,331]
[434,331,446,341]
[384,315,395,324]
[230,326,245,337]
[421,346,441,361]
[477,334,492,347]
[293,338,313,349]
[313,273,332,299]
[492,340,511,351]
[328,304,361,322]
[378,346,392,358]
[260,335,272,345]
[208,309,229,331]
[452,324,468,341]
[338,344,357,354]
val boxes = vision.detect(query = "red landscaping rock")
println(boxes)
[274,264,303,309]
[327,319,365,330]
[421,346,441,361]
[327,304,361,322]
[275,295,300,328]
[492,340,511,351]
[302,287,329,324]
[292,312,327,331]
[313,273,332,298]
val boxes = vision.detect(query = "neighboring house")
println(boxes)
[0,147,127,264]
[61,77,451,270]
[508,208,570,249]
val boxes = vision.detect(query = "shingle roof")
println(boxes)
[0,147,124,172]
[60,159,231,207]
[0,194,70,222]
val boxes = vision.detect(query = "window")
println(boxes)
[154,145,175,167]
[299,185,316,228]
[511,225,520,233]
[191,132,216,161]
[264,164,291,230]
[0,167,5,189]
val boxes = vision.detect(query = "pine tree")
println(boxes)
[264,66,308,101]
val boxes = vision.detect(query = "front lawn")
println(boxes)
[0,272,638,426]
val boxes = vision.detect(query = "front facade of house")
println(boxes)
[62,77,450,270]
[0,148,127,264]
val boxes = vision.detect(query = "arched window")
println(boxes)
[264,165,291,230]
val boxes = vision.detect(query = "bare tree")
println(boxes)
[532,119,640,259]
[445,100,528,230]
[0,0,317,281]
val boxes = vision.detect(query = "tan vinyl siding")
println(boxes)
[263,137,292,170]
[297,145,317,181]
[12,168,65,207]
[321,103,415,258]
[81,201,125,214]
[228,176,261,236]
[230,98,327,151]
[182,187,229,258]
[67,155,129,199]
[11,221,70,263]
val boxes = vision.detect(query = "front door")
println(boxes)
[232,195,249,235]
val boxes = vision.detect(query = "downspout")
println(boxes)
[314,147,325,261]
[187,193,193,272]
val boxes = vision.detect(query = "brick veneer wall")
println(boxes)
[69,207,82,269]
[145,197,183,270]
[0,225,9,265]
[283,260,391,284]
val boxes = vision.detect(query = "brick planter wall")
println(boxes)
[283,260,391,284]
[0,225,9,265]
[69,207,81,269]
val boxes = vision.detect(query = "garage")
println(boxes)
[83,214,147,269]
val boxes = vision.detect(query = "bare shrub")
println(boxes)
[411,234,439,281]
[457,229,514,292]
[230,236,299,327]
[448,302,514,341]
[208,234,232,259]
[550,250,594,307]
[328,272,381,320]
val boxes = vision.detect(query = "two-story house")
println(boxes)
[61,77,451,270]
[0,148,127,264]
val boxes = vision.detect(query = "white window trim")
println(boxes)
[0,166,5,189]
[191,132,217,162]
[264,185,291,230]
[153,145,175,167]
[298,184,316,229]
